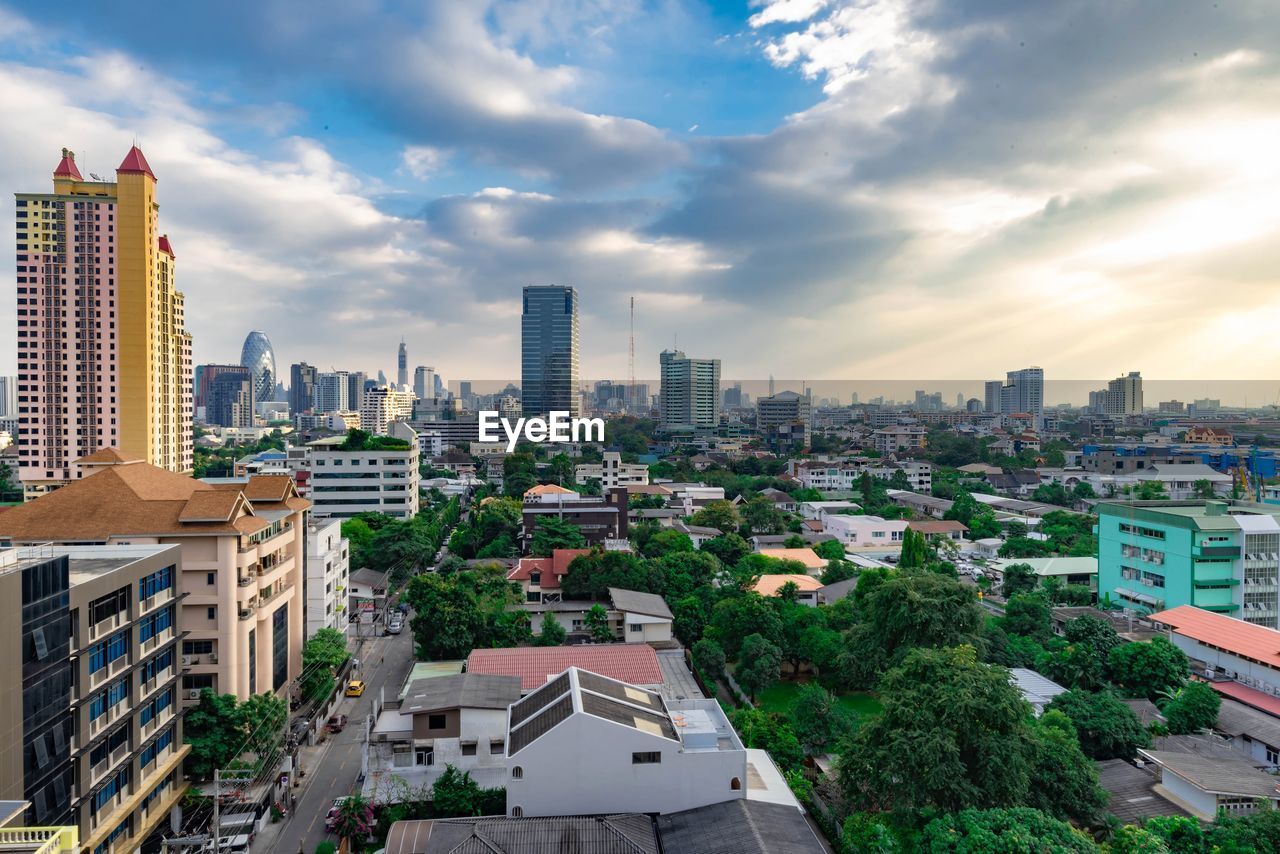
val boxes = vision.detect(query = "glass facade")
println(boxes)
[521,285,580,418]
[21,555,73,826]
[272,605,288,692]
[239,330,277,403]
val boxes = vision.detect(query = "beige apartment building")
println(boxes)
[0,449,309,702]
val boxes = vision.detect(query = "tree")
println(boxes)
[1107,637,1188,700]
[945,491,981,526]
[431,765,493,817]
[840,572,984,688]
[706,593,782,659]
[1000,563,1038,598]
[1161,680,1220,734]
[1108,826,1170,854]
[791,683,853,754]
[729,708,804,773]
[300,627,350,704]
[690,500,741,533]
[967,509,1001,540]
[1002,594,1052,642]
[1205,809,1280,853]
[241,692,288,764]
[820,560,857,585]
[742,496,785,534]
[1025,714,1109,827]
[838,646,1032,812]
[1072,481,1096,501]
[184,690,244,780]
[692,638,726,680]
[1064,615,1122,660]
[341,518,376,568]
[334,795,377,850]
[1032,482,1072,507]
[404,567,522,659]
[535,612,567,646]
[641,528,694,558]
[700,533,750,566]
[530,516,586,556]
[1133,480,1167,500]
[735,633,782,701]
[585,603,614,642]
[918,808,1098,853]
[813,539,845,561]
[671,592,711,647]
[1046,689,1151,759]
[898,528,929,569]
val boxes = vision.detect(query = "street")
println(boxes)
[256,624,415,854]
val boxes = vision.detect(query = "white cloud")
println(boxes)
[400,145,449,180]
[749,0,831,27]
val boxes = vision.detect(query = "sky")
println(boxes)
[3,0,1280,387]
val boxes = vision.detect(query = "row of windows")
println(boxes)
[91,767,130,815]
[1118,523,1166,540]
[140,647,175,683]
[139,565,175,600]
[140,687,174,727]
[139,606,174,643]
[140,727,174,767]
[88,630,130,674]
[88,725,129,769]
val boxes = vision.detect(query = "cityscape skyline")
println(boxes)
[3,2,1280,380]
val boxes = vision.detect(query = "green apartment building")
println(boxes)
[1097,500,1280,629]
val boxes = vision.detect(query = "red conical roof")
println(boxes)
[157,235,175,258]
[54,149,83,180]
[117,145,156,179]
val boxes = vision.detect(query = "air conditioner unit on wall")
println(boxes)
[187,690,201,700]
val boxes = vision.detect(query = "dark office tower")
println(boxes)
[347,372,368,410]
[397,339,408,389]
[290,362,317,415]
[521,285,580,418]
[207,367,254,428]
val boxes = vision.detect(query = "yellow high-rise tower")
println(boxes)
[14,146,192,497]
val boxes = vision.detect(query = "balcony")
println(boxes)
[1193,544,1241,559]
[0,827,79,854]
[238,604,255,621]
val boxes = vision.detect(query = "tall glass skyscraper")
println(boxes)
[521,285,580,417]
[240,330,277,403]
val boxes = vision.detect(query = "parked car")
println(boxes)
[387,619,403,635]
[326,714,348,733]
[325,796,351,832]
[345,680,365,697]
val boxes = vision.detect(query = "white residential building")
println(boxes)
[872,426,928,454]
[365,673,524,799]
[307,423,421,519]
[361,385,416,436]
[576,452,650,490]
[824,514,910,550]
[505,667,784,817]
[306,519,350,636]
[868,460,932,492]
[609,587,675,644]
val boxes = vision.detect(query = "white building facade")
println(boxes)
[308,425,421,519]
[306,519,350,636]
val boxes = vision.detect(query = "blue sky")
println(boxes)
[3,1,1280,386]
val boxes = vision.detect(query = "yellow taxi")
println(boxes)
[345,680,366,697]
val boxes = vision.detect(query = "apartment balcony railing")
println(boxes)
[0,826,79,854]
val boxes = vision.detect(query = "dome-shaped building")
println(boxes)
[240,330,277,403]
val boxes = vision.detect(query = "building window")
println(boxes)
[629,624,642,633]
[415,748,434,767]
[730,777,741,790]
[511,766,523,780]
[511,806,523,817]
[428,714,446,730]
[461,742,477,756]
[632,752,661,764]
[490,740,505,755]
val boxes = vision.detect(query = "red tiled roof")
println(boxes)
[466,644,662,692]
[117,145,156,179]
[53,151,83,180]
[1150,605,1280,670]
[753,573,824,596]
[1210,680,1280,717]
[506,548,591,589]
[158,234,175,257]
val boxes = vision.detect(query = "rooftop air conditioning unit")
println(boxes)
[187,690,201,700]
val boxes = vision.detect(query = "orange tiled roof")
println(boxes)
[753,573,824,597]
[524,483,576,497]
[757,548,827,570]
[1150,605,1280,670]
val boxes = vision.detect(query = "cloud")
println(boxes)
[400,145,449,180]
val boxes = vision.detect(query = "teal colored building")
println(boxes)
[1096,500,1280,629]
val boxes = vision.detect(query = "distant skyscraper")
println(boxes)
[0,375,17,417]
[376,370,388,387]
[1100,371,1143,417]
[659,350,721,431]
[984,380,1004,413]
[240,331,276,403]
[397,339,408,389]
[350,372,370,406]
[998,367,1045,426]
[16,146,192,495]
[414,366,436,400]
[195,364,247,417]
[521,285,580,417]
[315,371,350,412]
[207,366,254,427]
[290,362,318,414]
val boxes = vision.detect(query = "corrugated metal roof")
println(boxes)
[1150,605,1280,669]
[655,800,823,854]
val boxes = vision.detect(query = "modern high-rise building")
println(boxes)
[0,375,16,417]
[397,340,408,389]
[315,371,350,413]
[659,350,720,431]
[414,366,436,400]
[349,372,369,409]
[521,285,580,418]
[0,543,189,846]
[1095,371,1143,417]
[994,367,1044,426]
[15,147,193,497]
[240,331,276,403]
[193,364,242,417]
[757,390,813,450]
[206,367,254,428]
[360,385,416,436]
[984,380,1004,413]
[290,362,318,414]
